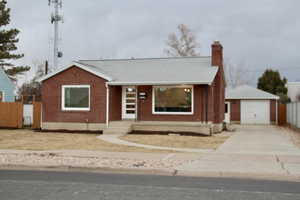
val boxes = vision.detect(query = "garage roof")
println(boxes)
[39,57,219,85]
[226,85,279,100]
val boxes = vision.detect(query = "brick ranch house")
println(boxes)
[39,41,225,135]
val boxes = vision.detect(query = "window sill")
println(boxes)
[152,112,194,115]
[62,109,90,112]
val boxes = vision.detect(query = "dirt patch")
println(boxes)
[121,132,231,149]
[0,129,172,153]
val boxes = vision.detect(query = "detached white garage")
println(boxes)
[225,85,279,125]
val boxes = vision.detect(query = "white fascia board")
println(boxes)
[226,97,280,100]
[107,81,212,86]
[38,62,113,82]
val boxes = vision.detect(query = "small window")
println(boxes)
[62,85,90,111]
[0,91,3,102]
[225,103,228,113]
[153,86,193,114]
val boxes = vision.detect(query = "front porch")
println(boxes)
[103,120,214,136]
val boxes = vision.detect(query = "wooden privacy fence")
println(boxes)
[278,103,287,126]
[0,102,42,129]
[32,102,42,129]
[0,102,23,128]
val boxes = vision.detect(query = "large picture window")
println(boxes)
[153,86,193,114]
[62,85,90,111]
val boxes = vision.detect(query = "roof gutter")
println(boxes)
[107,81,212,86]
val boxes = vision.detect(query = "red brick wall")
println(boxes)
[109,86,122,121]
[228,99,241,122]
[211,41,225,124]
[270,100,276,122]
[137,85,205,122]
[42,66,107,123]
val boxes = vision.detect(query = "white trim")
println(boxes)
[152,85,194,115]
[106,83,109,128]
[0,91,5,102]
[226,97,279,100]
[61,85,90,111]
[122,86,137,119]
[108,81,212,86]
[38,62,113,82]
[224,101,230,123]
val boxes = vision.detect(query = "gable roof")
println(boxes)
[226,85,279,100]
[39,57,219,85]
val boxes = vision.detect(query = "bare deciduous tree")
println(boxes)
[224,59,253,88]
[18,61,45,102]
[164,24,200,57]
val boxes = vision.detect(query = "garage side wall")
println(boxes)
[228,99,241,123]
[270,100,277,124]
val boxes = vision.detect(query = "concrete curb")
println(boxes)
[176,170,300,182]
[1,164,300,182]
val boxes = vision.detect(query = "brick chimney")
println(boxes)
[211,41,223,67]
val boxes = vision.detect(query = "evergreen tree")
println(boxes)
[0,0,29,81]
[257,69,290,103]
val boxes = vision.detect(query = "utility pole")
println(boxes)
[48,0,63,71]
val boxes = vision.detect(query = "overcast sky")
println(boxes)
[7,0,300,83]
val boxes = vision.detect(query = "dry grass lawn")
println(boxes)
[0,129,171,153]
[121,133,231,149]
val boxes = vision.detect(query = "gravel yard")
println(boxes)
[0,150,198,171]
[0,129,172,153]
[121,132,231,150]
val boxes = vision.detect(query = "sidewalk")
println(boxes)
[0,149,300,181]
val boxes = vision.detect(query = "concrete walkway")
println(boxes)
[98,135,214,153]
[177,125,300,178]
[217,125,300,155]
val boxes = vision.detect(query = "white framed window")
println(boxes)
[62,85,90,111]
[152,85,194,115]
[0,91,4,102]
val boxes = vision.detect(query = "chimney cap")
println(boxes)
[213,40,221,45]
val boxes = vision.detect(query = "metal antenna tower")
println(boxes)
[48,0,63,70]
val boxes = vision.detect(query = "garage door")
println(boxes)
[241,100,270,124]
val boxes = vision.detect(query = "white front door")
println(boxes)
[224,102,230,123]
[241,100,270,124]
[122,86,137,119]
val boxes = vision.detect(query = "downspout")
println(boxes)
[105,83,110,128]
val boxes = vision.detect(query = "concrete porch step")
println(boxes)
[103,121,134,135]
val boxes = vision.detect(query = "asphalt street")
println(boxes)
[0,170,300,200]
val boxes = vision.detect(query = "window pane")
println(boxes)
[126,110,135,114]
[225,104,228,113]
[64,87,89,108]
[154,87,192,113]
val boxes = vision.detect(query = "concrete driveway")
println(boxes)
[177,126,300,179]
[217,125,300,155]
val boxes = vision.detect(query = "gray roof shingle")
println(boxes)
[39,57,219,85]
[226,85,279,100]
[77,57,218,85]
